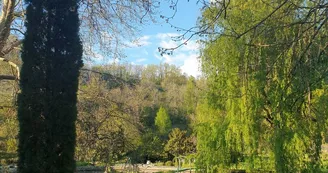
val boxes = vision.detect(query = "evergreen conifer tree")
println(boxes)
[155,106,172,135]
[18,0,82,172]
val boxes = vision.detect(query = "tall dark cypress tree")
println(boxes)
[18,0,48,172]
[18,0,82,172]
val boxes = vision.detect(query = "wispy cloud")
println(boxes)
[93,52,105,60]
[155,32,202,77]
[142,49,149,55]
[156,33,180,40]
[181,40,200,51]
[154,53,163,61]
[159,39,178,49]
[156,33,200,52]
[136,58,147,63]
[156,33,180,49]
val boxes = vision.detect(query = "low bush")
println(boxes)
[165,161,173,166]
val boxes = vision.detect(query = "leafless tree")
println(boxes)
[0,0,159,81]
[0,0,23,81]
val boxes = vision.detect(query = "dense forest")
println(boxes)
[1,61,202,164]
[1,0,328,172]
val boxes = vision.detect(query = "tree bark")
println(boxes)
[0,0,16,52]
[0,0,20,81]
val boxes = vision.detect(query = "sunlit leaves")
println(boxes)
[198,0,328,172]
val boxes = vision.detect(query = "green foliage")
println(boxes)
[1,55,198,166]
[195,103,230,172]
[0,37,20,164]
[141,106,159,129]
[76,63,196,164]
[76,77,139,164]
[155,107,172,135]
[184,77,197,115]
[18,0,82,172]
[197,0,328,172]
[165,160,173,166]
[134,130,166,162]
[76,161,93,167]
[164,128,195,157]
[0,108,18,160]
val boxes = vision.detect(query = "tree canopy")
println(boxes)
[2,0,328,172]
[196,0,328,172]
[155,106,172,135]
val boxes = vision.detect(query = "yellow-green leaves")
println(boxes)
[155,106,172,135]
[198,0,328,172]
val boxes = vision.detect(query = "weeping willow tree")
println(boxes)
[196,0,328,172]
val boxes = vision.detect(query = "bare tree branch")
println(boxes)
[80,68,136,87]
[0,75,15,80]
[10,28,24,36]
[158,0,230,55]
[0,57,19,80]
[79,0,158,59]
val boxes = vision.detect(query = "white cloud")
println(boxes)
[154,53,163,61]
[136,58,147,62]
[156,33,180,40]
[155,52,202,77]
[165,53,189,64]
[156,33,182,49]
[180,54,202,77]
[154,52,189,65]
[93,52,105,60]
[181,40,200,51]
[162,54,174,63]
[142,49,149,55]
[156,33,200,53]
[138,36,152,46]
[153,32,202,77]
[159,39,178,49]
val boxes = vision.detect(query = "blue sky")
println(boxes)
[122,1,204,77]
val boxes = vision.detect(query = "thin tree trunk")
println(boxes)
[0,0,21,81]
[0,0,16,52]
